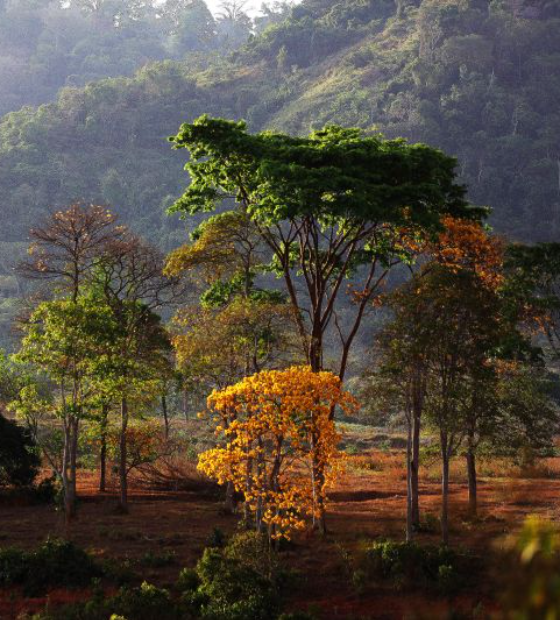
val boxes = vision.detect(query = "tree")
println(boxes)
[198,366,356,540]
[167,210,300,392]
[372,217,504,536]
[90,234,176,512]
[505,242,560,359]
[167,208,301,512]
[165,210,270,305]
[172,299,298,392]
[169,116,479,384]
[215,0,252,49]
[15,297,115,517]
[380,264,505,543]
[491,362,558,465]
[164,0,216,54]
[14,203,127,515]
[18,202,126,302]
[0,350,40,488]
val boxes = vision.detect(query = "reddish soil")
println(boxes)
[1,451,559,619]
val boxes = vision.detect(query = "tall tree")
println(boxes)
[15,297,114,517]
[91,234,176,512]
[379,264,506,543]
[15,204,125,517]
[169,116,479,384]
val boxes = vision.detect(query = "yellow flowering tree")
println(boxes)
[198,366,357,540]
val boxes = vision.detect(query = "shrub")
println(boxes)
[0,538,102,595]
[362,540,468,595]
[0,415,39,487]
[31,582,183,620]
[30,532,293,619]
[182,531,283,620]
[176,567,200,593]
[107,582,176,620]
[185,546,280,620]
[31,475,60,504]
[140,550,176,568]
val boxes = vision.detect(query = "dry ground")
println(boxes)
[1,424,559,619]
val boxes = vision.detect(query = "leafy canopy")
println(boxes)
[170,115,479,231]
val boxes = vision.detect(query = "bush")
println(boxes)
[206,527,226,549]
[0,538,102,595]
[31,582,184,620]
[0,415,39,487]
[362,540,468,595]
[106,582,176,620]
[140,550,176,568]
[185,546,280,620]
[176,567,200,593]
[182,531,283,620]
[31,532,294,620]
[31,475,60,504]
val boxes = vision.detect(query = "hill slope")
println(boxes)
[1,0,559,244]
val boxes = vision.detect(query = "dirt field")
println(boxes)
[1,424,559,619]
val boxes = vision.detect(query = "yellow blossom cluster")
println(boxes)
[197,366,358,539]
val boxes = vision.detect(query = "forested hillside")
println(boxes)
[0,0,263,118]
[0,0,559,344]
[1,0,559,243]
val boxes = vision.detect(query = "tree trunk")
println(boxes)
[183,387,188,423]
[62,419,74,522]
[67,416,79,518]
[99,405,108,493]
[119,398,129,513]
[309,329,323,373]
[312,453,327,535]
[406,419,413,543]
[466,444,477,518]
[441,440,450,546]
[161,395,169,440]
[224,481,235,514]
[411,408,421,530]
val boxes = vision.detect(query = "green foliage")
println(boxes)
[0,0,259,121]
[0,538,102,596]
[170,115,473,228]
[0,414,39,487]
[0,0,554,271]
[139,550,177,568]
[32,532,294,620]
[206,527,227,549]
[33,581,180,620]
[362,540,469,595]
[184,532,281,620]
[505,242,560,359]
